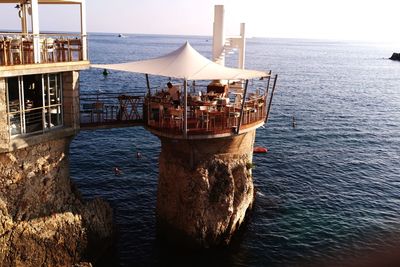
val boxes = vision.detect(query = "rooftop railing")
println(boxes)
[0,32,86,66]
[79,92,144,129]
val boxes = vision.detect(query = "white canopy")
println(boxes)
[92,42,269,80]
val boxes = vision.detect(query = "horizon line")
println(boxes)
[0,28,398,44]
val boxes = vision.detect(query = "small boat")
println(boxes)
[118,34,126,38]
[253,146,268,153]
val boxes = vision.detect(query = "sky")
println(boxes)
[0,0,400,43]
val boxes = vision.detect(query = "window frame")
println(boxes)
[6,73,64,137]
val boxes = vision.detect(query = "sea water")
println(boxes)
[70,34,400,266]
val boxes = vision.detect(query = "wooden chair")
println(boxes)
[68,38,82,61]
[9,39,22,65]
[22,40,34,64]
[41,38,55,63]
[195,107,209,130]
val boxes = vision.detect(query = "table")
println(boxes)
[118,95,142,120]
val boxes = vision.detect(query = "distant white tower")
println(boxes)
[212,5,246,69]
[212,5,225,65]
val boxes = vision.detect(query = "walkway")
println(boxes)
[79,92,144,130]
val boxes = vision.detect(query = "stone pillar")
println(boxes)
[157,130,256,247]
[62,71,80,130]
[0,71,113,265]
[0,138,113,266]
[0,78,9,151]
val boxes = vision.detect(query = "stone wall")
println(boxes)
[63,71,80,130]
[157,130,256,247]
[0,78,9,151]
[0,138,113,266]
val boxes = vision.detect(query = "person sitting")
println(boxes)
[167,82,181,108]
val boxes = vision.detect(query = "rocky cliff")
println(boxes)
[389,53,400,61]
[0,138,113,266]
[157,130,256,247]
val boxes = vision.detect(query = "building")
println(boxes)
[0,0,88,151]
[0,1,113,265]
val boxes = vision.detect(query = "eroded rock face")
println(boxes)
[157,131,256,247]
[0,138,113,267]
[389,53,400,61]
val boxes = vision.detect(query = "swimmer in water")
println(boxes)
[113,167,122,176]
[292,115,296,128]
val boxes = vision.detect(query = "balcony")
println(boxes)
[0,0,88,72]
[0,32,86,66]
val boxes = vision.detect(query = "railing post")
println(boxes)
[183,79,188,138]
[145,74,151,96]
[266,70,272,93]
[265,74,278,124]
[236,79,249,134]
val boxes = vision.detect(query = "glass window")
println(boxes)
[7,77,22,135]
[23,74,44,133]
[6,73,63,136]
[44,73,63,128]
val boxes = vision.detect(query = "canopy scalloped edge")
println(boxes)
[91,42,270,81]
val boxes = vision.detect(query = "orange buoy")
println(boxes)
[253,147,268,153]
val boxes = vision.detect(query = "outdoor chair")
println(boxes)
[9,38,22,65]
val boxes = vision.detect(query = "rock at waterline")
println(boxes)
[389,53,400,61]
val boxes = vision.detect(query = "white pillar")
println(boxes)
[80,0,88,60]
[183,79,188,138]
[238,23,246,69]
[30,0,40,63]
[20,3,28,36]
[212,5,225,65]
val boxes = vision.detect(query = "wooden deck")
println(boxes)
[80,120,144,130]
[79,92,145,130]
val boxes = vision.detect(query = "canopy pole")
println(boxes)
[183,79,188,138]
[80,0,88,60]
[21,3,28,36]
[236,79,249,134]
[264,70,272,106]
[266,70,272,93]
[145,74,151,96]
[31,0,40,63]
[265,74,278,124]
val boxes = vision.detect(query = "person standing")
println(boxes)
[167,82,180,108]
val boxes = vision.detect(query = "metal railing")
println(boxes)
[0,32,86,66]
[77,73,277,133]
[7,104,63,137]
[79,92,144,127]
[145,86,268,136]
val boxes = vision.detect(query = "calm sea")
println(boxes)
[70,34,400,266]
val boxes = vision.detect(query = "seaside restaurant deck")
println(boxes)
[144,81,270,137]
[0,0,88,67]
[92,42,277,138]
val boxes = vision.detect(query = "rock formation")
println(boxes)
[156,130,256,247]
[389,53,400,61]
[0,138,113,267]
